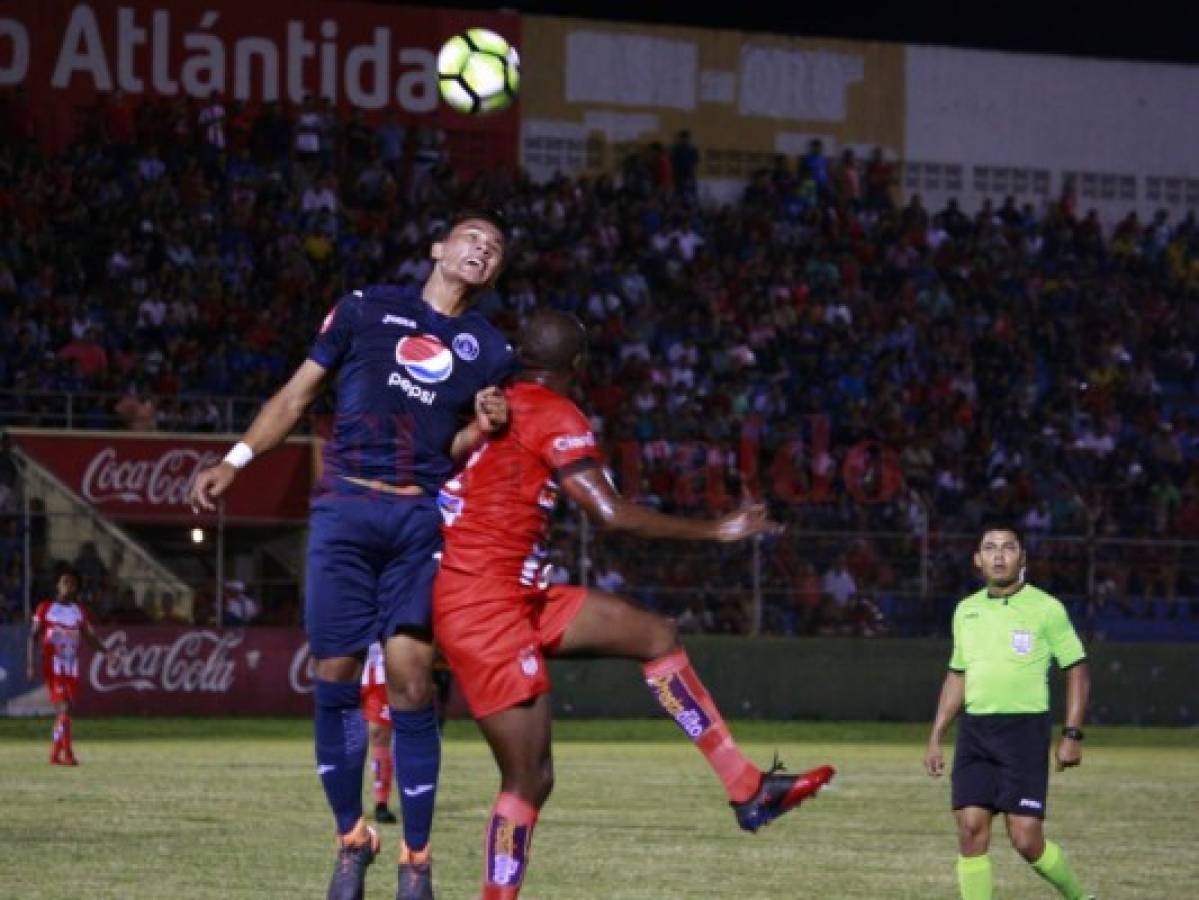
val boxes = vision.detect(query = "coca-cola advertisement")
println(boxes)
[9,429,313,523]
[77,626,315,715]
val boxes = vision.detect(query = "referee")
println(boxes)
[925,522,1093,900]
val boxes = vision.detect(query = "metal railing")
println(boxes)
[4,495,1194,638]
[0,390,274,435]
[575,518,1199,639]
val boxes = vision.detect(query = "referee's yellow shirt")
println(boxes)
[949,584,1086,715]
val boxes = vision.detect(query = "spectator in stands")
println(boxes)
[223,579,260,627]
[58,326,108,379]
[822,554,858,613]
[3,92,1199,636]
[72,541,107,596]
[115,381,157,431]
[670,130,699,200]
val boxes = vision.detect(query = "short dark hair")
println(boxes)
[977,520,1024,550]
[443,207,508,244]
[517,309,587,373]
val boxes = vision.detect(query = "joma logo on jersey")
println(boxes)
[387,372,437,404]
[395,335,453,384]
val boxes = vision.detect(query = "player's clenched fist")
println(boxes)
[713,504,784,542]
[475,386,508,433]
[924,742,945,777]
[189,462,237,513]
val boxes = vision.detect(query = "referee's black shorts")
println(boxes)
[952,712,1051,818]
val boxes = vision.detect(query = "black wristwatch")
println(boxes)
[1061,726,1085,742]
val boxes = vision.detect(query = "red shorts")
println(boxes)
[360,682,390,726]
[46,675,79,705]
[433,570,587,719]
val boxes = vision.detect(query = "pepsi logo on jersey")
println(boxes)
[395,335,454,384]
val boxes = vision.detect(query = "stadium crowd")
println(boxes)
[1,90,1198,634]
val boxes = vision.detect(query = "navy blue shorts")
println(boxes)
[304,484,442,659]
[952,712,1051,818]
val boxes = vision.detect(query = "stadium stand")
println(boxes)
[1,91,1197,638]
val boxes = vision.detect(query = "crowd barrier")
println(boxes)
[2,628,1195,725]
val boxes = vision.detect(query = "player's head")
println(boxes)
[516,309,588,377]
[974,520,1026,589]
[430,208,508,290]
[56,567,80,601]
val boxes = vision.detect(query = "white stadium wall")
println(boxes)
[520,15,1199,224]
[903,45,1199,223]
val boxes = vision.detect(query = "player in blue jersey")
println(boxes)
[189,210,515,900]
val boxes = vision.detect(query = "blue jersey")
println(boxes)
[309,285,515,495]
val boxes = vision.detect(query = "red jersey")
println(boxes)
[33,600,92,679]
[439,382,603,585]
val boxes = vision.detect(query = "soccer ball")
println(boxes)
[437,28,521,116]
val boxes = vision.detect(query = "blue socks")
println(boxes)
[391,705,441,851]
[314,679,367,835]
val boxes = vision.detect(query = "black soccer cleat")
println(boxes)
[327,824,379,900]
[731,758,835,833]
[374,802,398,824]
[396,841,434,900]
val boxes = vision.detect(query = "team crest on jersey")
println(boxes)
[452,332,480,361]
[1011,629,1033,655]
[395,334,454,383]
[518,646,540,677]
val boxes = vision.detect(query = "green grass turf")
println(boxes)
[0,719,1195,898]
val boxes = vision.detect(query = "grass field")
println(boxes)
[1,719,1196,899]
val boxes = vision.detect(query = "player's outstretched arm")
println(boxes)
[560,462,783,542]
[924,670,965,777]
[188,359,328,512]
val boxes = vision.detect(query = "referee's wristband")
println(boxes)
[223,441,254,470]
[1061,726,1084,742]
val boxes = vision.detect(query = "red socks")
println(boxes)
[642,649,760,803]
[370,745,393,804]
[481,792,538,899]
[51,712,75,764]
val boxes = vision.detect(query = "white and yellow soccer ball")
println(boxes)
[437,28,521,116]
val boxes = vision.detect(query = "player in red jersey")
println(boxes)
[434,310,836,899]
[360,641,455,826]
[26,568,106,765]
[360,641,398,824]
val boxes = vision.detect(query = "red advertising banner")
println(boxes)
[10,429,313,523]
[76,626,315,716]
[0,0,520,166]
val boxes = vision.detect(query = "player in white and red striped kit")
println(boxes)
[26,568,106,765]
[361,641,398,823]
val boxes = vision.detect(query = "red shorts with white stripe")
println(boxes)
[433,570,587,720]
[46,675,79,705]
[360,682,390,726]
